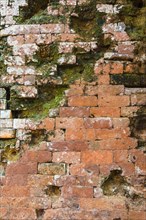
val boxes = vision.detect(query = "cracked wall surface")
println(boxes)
[0,0,146,219]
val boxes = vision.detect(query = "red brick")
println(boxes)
[1,186,30,197]
[111,62,123,74]
[128,211,146,220]
[0,208,9,220]
[59,107,90,117]
[9,208,36,220]
[38,118,55,130]
[53,152,80,164]
[70,163,99,176]
[118,162,135,176]
[97,138,137,150]
[49,141,89,151]
[98,95,130,107]
[56,117,84,129]
[98,75,110,85]
[90,107,120,117]
[84,117,112,129]
[85,129,96,140]
[68,96,98,107]
[79,197,125,210]
[95,128,130,140]
[28,175,54,188]
[37,151,52,163]
[65,87,84,96]
[114,150,128,163]
[65,128,85,140]
[5,175,28,186]
[81,150,113,164]
[62,186,93,198]
[6,162,37,175]
[98,85,124,95]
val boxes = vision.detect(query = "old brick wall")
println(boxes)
[0,0,146,219]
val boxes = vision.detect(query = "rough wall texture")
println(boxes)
[0,0,146,219]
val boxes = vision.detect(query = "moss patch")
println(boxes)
[10,85,67,120]
[70,0,106,41]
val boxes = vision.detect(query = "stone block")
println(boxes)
[38,163,66,175]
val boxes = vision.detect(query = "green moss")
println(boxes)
[0,38,12,77]
[70,0,106,41]
[11,85,67,120]
[120,4,146,40]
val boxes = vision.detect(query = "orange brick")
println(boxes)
[114,150,128,163]
[81,150,113,164]
[79,197,125,210]
[128,211,146,220]
[50,141,89,151]
[111,62,123,74]
[98,95,130,107]
[68,96,98,107]
[65,128,85,140]
[38,118,55,130]
[90,107,120,117]
[56,117,84,129]
[85,129,96,140]
[98,75,110,85]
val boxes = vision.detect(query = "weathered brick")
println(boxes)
[1,186,30,197]
[90,107,120,117]
[0,129,15,138]
[111,62,123,74]
[68,96,98,107]
[40,24,64,33]
[53,152,80,164]
[79,197,125,210]
[128,211,146,220]
[0,88,6,98]
[9,208,36,220]
[131,94,146,106]
[59,107,90,117]
[98,95,130,107]
[38,118,55,130]
[120,106,139,117]
[98,85,124,96]
[56,117,84,129]
[81,150,113,164]
[62,186,93,198]
[84,117,112,129]
[48,141,89,151]
[65,128,85,140]
[0,119,13,128]
[38,163,66,175]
